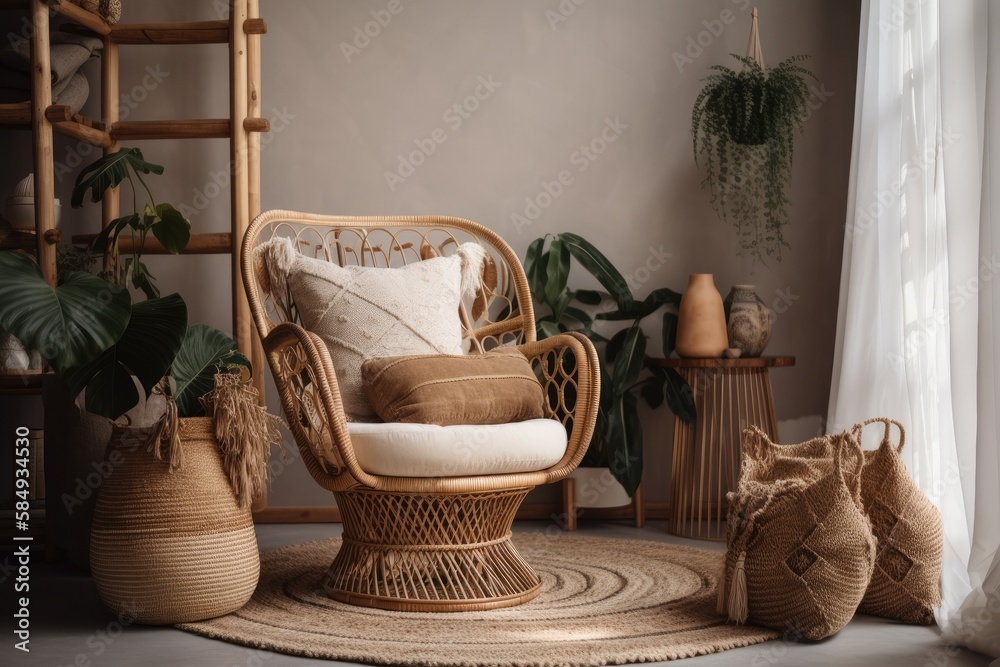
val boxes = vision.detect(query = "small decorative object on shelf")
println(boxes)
[69,0,123,25]
[6,174,60,232]
[723,284,773,357]
[676,273,728,358]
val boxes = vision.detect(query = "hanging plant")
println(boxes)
[691,11,815,263]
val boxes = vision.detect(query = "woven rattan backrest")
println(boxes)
[241,211,536,348]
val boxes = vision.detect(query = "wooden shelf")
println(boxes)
[0,230,38,251]
[72,231,232,254]
[0,101,31,125]
[647,355,796,369]
[0,372,49,396]
[111,118,232,140]
[111,20,229,45]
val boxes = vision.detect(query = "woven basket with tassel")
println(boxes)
[90,374,282,625]
[718,426,876,640]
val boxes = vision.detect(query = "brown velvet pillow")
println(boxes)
[360,350,545,426]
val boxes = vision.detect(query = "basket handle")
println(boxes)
[834,430,865,504]
[852,417,906,454]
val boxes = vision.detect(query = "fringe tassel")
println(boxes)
[727,551,749,624]
[456,242,486,298]
[149,389,183,471]
[200,372,285,509]
[716,555,729,615]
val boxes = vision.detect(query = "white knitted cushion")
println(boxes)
[256,237,485,420]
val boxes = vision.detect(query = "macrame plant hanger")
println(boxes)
[746,6,765,67]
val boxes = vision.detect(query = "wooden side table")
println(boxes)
[647,356,795,540]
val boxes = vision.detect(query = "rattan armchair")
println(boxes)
[241,211,600,612]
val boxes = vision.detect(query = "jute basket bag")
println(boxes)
[854,418,943,625]
[719,426,876,640]
[90,418,260,625]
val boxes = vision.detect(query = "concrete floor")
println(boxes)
[6,521,996,667]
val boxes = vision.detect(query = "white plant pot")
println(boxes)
[568,467,632,508]
[5,196,61,232]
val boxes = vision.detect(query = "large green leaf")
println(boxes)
[610,322,646,395]
[0,253,131,377]
[563,306,592,328]
[597,287,683,321]
[544,238,571,306]
[524,237,546,298]
[605,328,629,364]
[663,367,696,426]
[63,294,188,420]
[662,312,679,357]
[89,214,139,255]
[537,319,561,339]
[173,324,252,417]
[558,232,634,308]
[640,375,665,409]
[573,289,603,305]
[71,147,164,207]
[149,203,191,254]
[606,392,643,495]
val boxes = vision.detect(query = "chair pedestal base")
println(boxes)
[323,487,541,612]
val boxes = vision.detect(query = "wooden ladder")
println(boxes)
[0,0,268,405]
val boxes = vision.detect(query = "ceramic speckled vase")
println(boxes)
[676,274,728,358]
[723,284,773,357]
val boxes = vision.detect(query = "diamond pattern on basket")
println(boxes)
[868,498,899,538]
[879,544,914,583]
[786,545,819,577]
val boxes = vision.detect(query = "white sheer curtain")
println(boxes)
[828,0,999,656]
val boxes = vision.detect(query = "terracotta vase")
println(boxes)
[723,284,773,357]
[676,274,728,358]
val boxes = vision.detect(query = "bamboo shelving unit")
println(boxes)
[0,0,269,405]
[1,0,270,511]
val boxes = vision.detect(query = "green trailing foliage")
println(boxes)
[71,148,192,299]
[524,233,696,496]
[692,54,816,263]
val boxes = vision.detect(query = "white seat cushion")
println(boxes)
[344,419,568,477]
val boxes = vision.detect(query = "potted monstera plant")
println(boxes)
[691,10,815,263]
[0,147,281,624]
[0,249,281,623]
[524,233,695,508]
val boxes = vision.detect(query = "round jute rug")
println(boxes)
[178,533,779,666]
